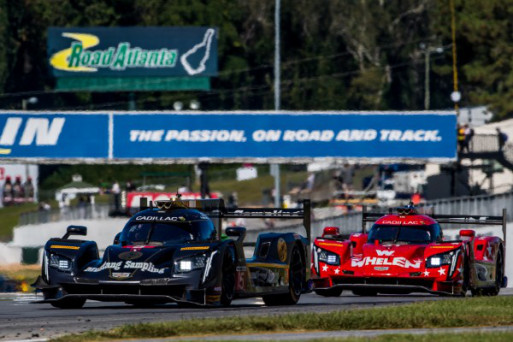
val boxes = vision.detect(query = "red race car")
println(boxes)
[311,205,507,297]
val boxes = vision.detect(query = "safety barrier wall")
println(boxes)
[19,204,111,226]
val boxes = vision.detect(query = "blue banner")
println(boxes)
[0,112,456,162]
[113,112,456,160]
[0,113,108,159]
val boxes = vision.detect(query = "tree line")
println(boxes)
[0,0,511,119]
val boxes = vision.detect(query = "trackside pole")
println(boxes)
[362,206,367,234]
[503,208,507,270]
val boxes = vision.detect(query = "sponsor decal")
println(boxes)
[351,257,422,269]
[50,244,80,250]
[379,220,425,225]
[84,261,165,274]
[118,251,143,260]
[375,250,395,256]
[135,215,186,222]
[111,272,131,279]
[374,266,389,271]
[124,261,165,274]
[181,246,210,251]
[236,266,247,272]
[84,261,123,272]
[277,238,288,262]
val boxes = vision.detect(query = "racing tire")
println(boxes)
[220,250,236,307]
[459,252,470,297]
[262,246,304,306]
[473,248,503,297]
[352,289,377,296]
[314,288,343,297]
[50,298,86,309]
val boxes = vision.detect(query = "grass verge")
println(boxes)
[0,203,38,241]
[52,296,513,341]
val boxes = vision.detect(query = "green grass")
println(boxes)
[0,203,38,241]
[51,296,513,341]
[211,172,308,204]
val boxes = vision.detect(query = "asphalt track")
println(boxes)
[0,289,512,341]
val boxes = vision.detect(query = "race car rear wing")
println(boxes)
[220,200,312,243]
[361,207,507,243]
[139,197,311,242]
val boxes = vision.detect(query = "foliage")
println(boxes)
[0,0,507,117]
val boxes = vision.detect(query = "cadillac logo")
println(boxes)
[118,251,143,260]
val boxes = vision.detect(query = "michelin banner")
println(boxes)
[0,111,456,162]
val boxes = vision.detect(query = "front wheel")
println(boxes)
[220,250,236,306]
[314,288,343,297]
[263,246,304,306]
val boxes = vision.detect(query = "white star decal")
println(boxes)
[334,268,340,274]
[458,267,463,274]
[423,270,430,277]
[310,262,314,268]
[438,268,446,276]
[322,265,328,272]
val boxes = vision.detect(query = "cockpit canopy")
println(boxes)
[368,223,442,244]
[120,208,216,246]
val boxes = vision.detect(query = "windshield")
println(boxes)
[368,224,441,244]
[122,220,215,246]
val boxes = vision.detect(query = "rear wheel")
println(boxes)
[314,288,343,297]
[263,246,304,306]
[472,248,503,296]
[352,289,377,296]
[50,298,86,309]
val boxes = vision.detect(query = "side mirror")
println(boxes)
[459,229,475,240]
[113,232,121,245]
[62,225,87,239]
[349,233,368,255]
[322,226,340,238]
[225,226,246,242]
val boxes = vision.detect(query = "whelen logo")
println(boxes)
[0,118,65,154]
[351,257,421,269]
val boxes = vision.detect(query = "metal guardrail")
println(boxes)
[19,204,111,225]
[279,190,513,239]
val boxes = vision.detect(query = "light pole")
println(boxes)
[272,0,281,208]
[420,44,443,110]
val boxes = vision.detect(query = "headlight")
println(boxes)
[49,254,72,271]
[426,251,454,268]
[317,248,340,266]
[175,254,206,273]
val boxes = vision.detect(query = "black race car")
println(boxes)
[33,198,311,308]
